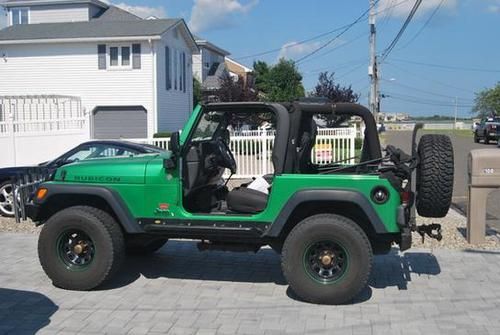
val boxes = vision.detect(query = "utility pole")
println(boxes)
[369,0,379,123]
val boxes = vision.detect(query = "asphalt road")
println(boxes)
[385,130,500,232]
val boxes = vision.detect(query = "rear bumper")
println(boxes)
[397,204,412,251]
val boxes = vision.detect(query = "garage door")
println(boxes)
[93,107,147,139]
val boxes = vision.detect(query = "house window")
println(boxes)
[110,47,119,66]
[165,46,171,90]
[179,52,183,92]
[121,46,130,66]
[174,49,178,90]
[182,52,186,93]
[11,8,29,25]
[108,45,132,69]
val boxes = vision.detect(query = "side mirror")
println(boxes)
[163,157,176,169]
[170,131,181,155]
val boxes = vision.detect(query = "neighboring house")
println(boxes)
[225,57,254,88]
[0,0,198,138]
[192,34,230,89]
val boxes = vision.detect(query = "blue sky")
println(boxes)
[1,0,499,117]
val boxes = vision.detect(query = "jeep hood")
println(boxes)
[53,153,167,184]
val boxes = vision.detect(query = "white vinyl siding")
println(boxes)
[26,4,91,24]
[0,41,156,137]
[156,28,193,132]
[192,47,225,83]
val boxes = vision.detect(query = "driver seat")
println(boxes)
[226,186,268,214]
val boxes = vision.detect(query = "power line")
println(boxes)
[384,61,476,94]
[295,0,381,64]
[391,58,500,73]
[374,0,413,16]
[384,92,475,107]
[233,0,410,63]
[234,23,356,61]
[296,31,368,66]
[302,58,366,78]
[396,0,444,50]
[380,0,422,62]
[381,78,474,102]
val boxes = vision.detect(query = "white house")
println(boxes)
[192,35,230,89]
[0,0,198,139]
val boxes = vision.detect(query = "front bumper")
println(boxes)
[25,203,41,222]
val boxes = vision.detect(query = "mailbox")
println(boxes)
[467,149,500,244]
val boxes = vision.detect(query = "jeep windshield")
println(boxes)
[191,111,223,142]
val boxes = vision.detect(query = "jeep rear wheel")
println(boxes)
[281,214,372,304]
[38,206,124,290]
[416,134,454,218]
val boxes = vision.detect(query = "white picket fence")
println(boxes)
[0,95,89,167]
[130,127,357,178]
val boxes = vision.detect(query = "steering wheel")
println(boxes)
[215,139,237,174]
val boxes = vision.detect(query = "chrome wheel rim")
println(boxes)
[0,184,14,216]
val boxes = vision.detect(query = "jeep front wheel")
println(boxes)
[281,214,372,304]
[38,206,125,290]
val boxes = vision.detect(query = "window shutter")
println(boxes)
[132,43,141,69]
[182,52,186,93]
[165,46,171,90]
[97,44,106,70]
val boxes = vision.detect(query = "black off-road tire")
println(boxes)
[281,214,372,305]
[416,134,454,218]
[484,133,490,144]
[38,206,125,290]
[473,131,479,143]
[126,238,167,255]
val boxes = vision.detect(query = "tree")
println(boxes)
[206,72,257,103]
[193,77,202,107]
[473,83,500,118]
[310,71,360,127]
[253,58,305,102]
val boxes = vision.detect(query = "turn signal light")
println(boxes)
[400,191,410,206]
[36,188,48,200]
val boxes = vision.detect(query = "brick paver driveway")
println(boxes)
[1,233,500,335]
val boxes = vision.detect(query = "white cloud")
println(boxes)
[487,0,500,13]
[489,5,500,12]
[114,2,167,19]
[277,41,322,60]
[189,0,258,33]
[377,0,457,18]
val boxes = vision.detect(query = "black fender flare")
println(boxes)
[34,184,142,233]
[264,189,388,237]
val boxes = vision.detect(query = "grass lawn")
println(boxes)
[421,129,473,138]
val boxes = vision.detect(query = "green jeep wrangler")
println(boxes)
[15,101,454,304]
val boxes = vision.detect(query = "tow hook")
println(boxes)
[416,224,442,243]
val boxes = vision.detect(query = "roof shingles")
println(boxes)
[0,19,180,41]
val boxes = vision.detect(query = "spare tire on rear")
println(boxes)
[416,134,454,218]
